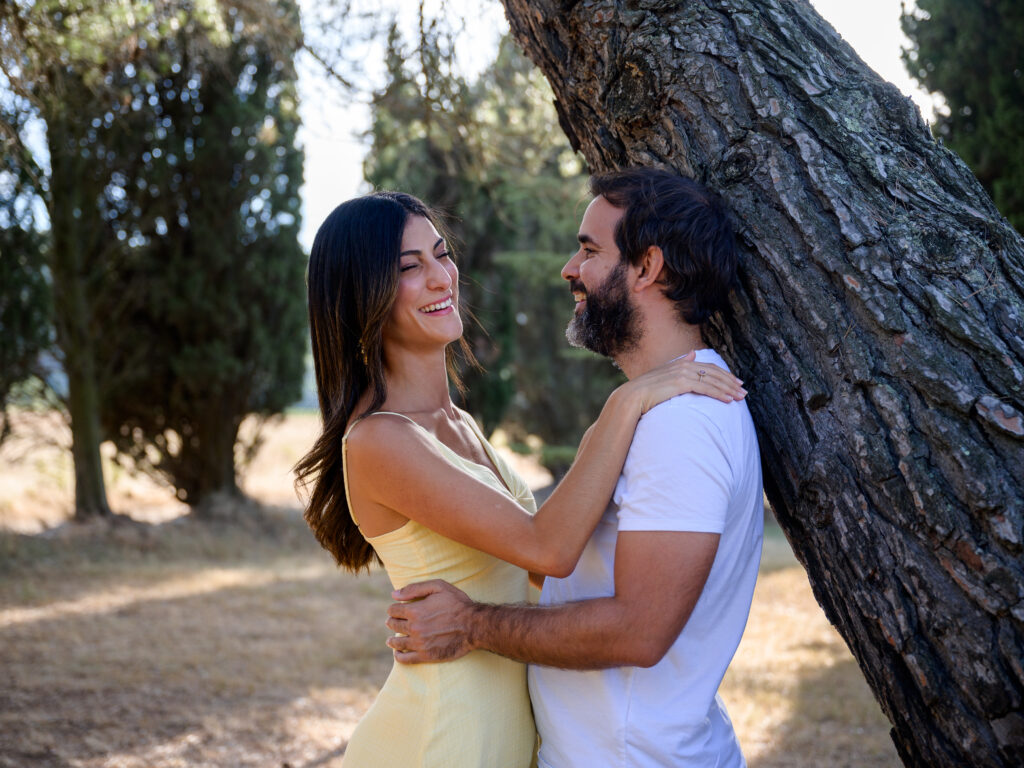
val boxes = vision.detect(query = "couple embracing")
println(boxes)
[297,167,764,768]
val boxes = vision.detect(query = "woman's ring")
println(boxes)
[697,369,707,382]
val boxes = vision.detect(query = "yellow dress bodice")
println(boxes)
[340,410,538,767]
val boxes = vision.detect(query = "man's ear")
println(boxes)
[633,245,665,293]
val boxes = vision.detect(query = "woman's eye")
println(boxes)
[437,250,452,260]
[400,263,417,272]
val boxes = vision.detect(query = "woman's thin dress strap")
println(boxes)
[343,410,420,441]
[342,411,422,527]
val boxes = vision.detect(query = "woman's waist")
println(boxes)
[380,649,532,707]
[382,558,530,603]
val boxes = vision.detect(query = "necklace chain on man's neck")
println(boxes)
[667,350,696,364]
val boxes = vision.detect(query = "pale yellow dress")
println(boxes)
[341,410,538,767]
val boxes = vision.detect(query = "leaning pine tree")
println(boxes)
[95,3,307,510]
[500,0,1024,766]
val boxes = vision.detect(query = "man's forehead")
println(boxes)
[578,195,624,242]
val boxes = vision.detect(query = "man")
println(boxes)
[386,167,764,768]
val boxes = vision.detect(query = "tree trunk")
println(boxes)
[47,103,112,522]
[501,1,1024,765]
[180,396,242,516]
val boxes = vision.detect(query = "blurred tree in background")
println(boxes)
[92,4,307,510]
[1,0,635,518]
[902,0,1024,232]
[366,24,622,474]
[1,0,198,519]
[0,95,51,443]
[0,0,306,515]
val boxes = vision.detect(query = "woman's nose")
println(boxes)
[427,258,453,290]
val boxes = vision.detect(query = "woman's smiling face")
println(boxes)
[383,214,463,352]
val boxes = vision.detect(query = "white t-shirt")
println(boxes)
[528,349,763,768]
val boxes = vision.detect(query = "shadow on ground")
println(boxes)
[748,655,899,768]
[1,505,902,768]
[0,507,392,768]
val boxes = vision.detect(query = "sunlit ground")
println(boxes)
[0,411,898,767]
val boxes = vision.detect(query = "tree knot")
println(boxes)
[717,143,756,184]
[607,53,659,124]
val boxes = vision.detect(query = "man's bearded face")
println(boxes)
[565,260,641,359]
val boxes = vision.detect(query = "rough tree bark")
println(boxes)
[501,1,1024,765]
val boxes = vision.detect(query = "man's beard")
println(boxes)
[565,261,642,359]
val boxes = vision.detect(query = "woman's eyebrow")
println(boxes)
[400,238,444,257]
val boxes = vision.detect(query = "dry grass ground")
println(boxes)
[1,412,900,767]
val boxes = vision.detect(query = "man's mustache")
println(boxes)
[569,280,586,296]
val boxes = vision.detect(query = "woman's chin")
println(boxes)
[417,325,465,349]
[442,315,464,343]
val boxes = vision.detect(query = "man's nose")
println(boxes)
[561,251,581,282]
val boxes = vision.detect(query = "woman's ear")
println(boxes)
[633,245,665,293]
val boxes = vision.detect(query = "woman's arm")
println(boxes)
[345,355,743,575]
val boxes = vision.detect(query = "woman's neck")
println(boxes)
[381,345,455,417]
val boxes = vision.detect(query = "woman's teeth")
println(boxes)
[420,297,453,313]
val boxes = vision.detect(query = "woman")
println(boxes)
[296,191,744,767]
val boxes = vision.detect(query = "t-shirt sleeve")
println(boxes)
[615,401,732,534]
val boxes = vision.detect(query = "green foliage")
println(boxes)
[0,1,231,102]
[493,250,622,450]
[86,4,307,505]
[365,26,622,464]
[1,0,306,514]
[0,97,52,439]
[902,0,1024,231]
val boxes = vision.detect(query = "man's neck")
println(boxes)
[614,323,706,380]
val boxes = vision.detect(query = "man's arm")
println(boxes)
[386,529,719,668]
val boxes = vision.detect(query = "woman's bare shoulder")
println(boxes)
[343,412,434,467]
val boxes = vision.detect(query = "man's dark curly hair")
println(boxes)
[589,167,738,325]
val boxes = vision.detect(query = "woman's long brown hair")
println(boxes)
[295,191,466,572]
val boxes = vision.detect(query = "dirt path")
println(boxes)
[0,413,898,767]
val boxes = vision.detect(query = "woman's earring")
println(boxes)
[359,341,369,367]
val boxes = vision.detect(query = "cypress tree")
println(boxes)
[366,28,621,468]
[902,0,1024,232]
[94,4,307,510]
[2,0,238,520]
[2,1,305,515]
[0,97,51,441]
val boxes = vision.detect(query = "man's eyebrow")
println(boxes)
[577,233,598,246]
[400,238,445,257]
